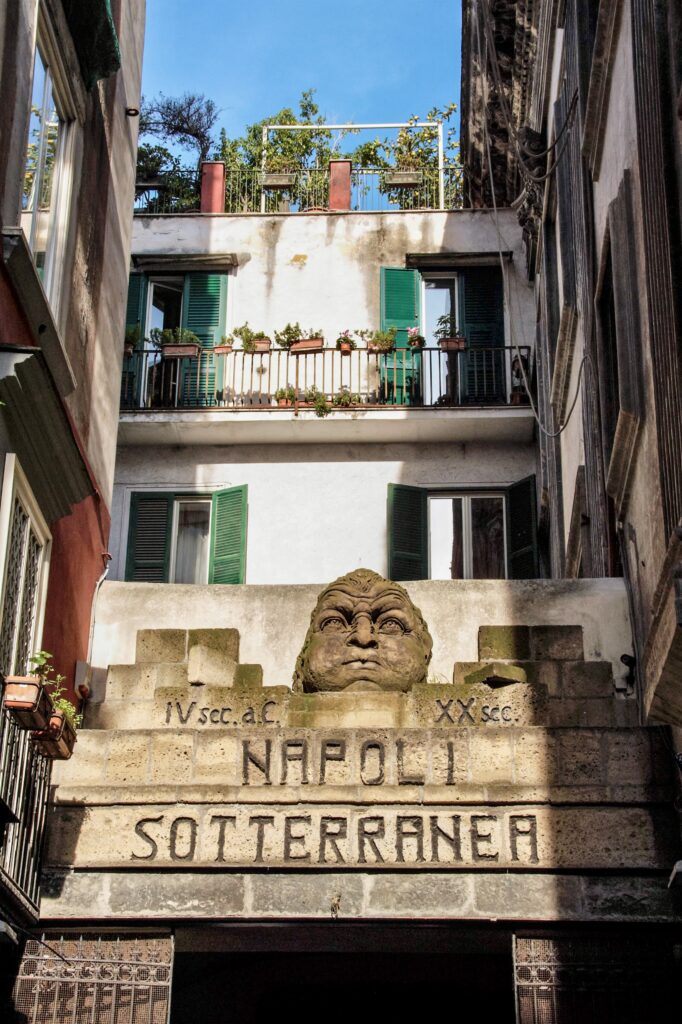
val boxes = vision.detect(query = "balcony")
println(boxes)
[119,346,535,446]
[0,710,51,921]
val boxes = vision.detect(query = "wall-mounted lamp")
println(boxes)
[125,107,140,117]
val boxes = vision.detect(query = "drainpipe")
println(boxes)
[329,160,352,211]
[200,161,226,214]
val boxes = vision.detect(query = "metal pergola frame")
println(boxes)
[260,121,446,211]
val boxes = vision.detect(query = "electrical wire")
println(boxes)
[473,0,590,439]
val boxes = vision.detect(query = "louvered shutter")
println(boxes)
[380,268,421,406]
[458,268,505,402]
[122,274,147,407]
[180,273,228,406]
[125,273,148,332]
[387,484,428,580]
[209,486,247,584]
[506,474,539,579]
[125,493,173,581]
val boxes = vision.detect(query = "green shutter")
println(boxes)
[387,484,428,580]
[458,268,505,402]
[180,273,227,406]
[380,268,421,406]
[125,274,148,332]
[506,474,539,579]
[125,493,173,582]
[209,486,247,584]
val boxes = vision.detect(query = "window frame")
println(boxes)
[0,455,52,675]
[420,271,460,342]
[427,489,508,581]
[167,496,212,585]
[145,275,186,336]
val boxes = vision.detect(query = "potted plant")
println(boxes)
[435,315,466,351]
[333,386,361,408]
[274,322,303,350]
[31,675,81,761]
[275,385,296,407]
[362,328,396,353]
[290,328,325,354]
[2,650,54,730]
[214,335,234,356]
[510,353,529,405]
[300,386,331,417]
[124,325,140,357]
[407,327,426,349]
[230,323,271,353]
[336,330,357,355]
[149,327,202,359]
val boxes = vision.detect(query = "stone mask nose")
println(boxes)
[348,614,377,648]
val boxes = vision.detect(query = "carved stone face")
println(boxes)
[294,569,432,693]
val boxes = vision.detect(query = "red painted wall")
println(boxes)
[41,494,110,701]
[0,265,35,346]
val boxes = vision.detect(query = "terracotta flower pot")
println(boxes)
[290,337,324,353]
[31,709,77,760]
[213,344,233,356]
[438,337,466,351]
[339,342,353,356]
[2,677,53,730]
[277,398,293,407]
[253,338,271,352]
[162,344,201,359]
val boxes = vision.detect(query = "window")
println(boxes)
[0,457,51,675]
[125,487,247,585]
[380,266,506,406]
[387,476,538,581]
[21,16,77,309]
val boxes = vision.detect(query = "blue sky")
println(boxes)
[141,0,461,154]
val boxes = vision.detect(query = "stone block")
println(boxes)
[478,625,530,660]
[187,644,237,686]
[193,733,240,785]
[234,664,264,688]
[431,730,469,786]
[51,730,108,785]
[136,629,187,664]
[468,731,514,784]
[367,874,471,916]
[581,876,682,921]
[153,663,189,690]
[249,873,364,916]
[462,662,528,686]
[512,730,558,786]
[108,872,246,917]
[188,628,240,662]
[413,682,548,728]
[106,732,150,783]
[558,730,605,784]
[530,625,584,660]
[561,661,613,697]
[106,664,157,701]
[474,874,583,919]
[606,732,655,786]
[150,731,194,784]
[522,660,561,695]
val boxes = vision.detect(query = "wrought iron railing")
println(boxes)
[120,346,531,412]
[0,708,51,918]
[133,164,463,215]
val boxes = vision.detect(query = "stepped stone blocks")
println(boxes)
[43,614,680,923]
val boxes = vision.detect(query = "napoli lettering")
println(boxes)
[131,809,540,867]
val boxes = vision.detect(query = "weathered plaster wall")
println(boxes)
[132,209,535,352]
[89,577,633,694]
[110,441,537,585]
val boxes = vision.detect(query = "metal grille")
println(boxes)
[514,935,677,1023]
[13,935,174,1024]
[17,528,42,674]
[0,496,30,674]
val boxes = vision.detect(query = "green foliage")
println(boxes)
[303,328,324,340]
[333,386,361,407]
[360,327,396,351]
[148,327,201,348]
[135,143,200,211]
[303,385,331,417]
[274,322,303,349]
[275,385,296,402]
[222,323,269,352]
[434,314,462,340]
[336,330,357,350]
[29,651,82,729]
[140,93,219,165]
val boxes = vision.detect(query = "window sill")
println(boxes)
[2,228,76,397]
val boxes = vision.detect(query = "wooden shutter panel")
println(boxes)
[387,484,428,580]
[209,485,247,584]
[180,272,227,406]
[506,474,539,579]
[125,493,172,582]
[125,274,147,332]
[381,268,421,406]
[458,268,505,402]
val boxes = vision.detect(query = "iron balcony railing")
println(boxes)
[120,346,531,412]
[0,709,51,918]
[133,164,463,215]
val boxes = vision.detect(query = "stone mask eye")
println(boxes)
[378,617,406,635]
[319,616,348,633]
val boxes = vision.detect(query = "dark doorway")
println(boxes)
[170,947,515,1023]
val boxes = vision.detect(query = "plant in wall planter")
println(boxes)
[275,385,296,407]
[336,330,357,355]
[362,328,397,353]
[149,327,202,359]
[333,386,361,408]
[31,676,82,761]
[407,327,426,349]
[229,323,271,353]
[124,325,140,358]
[300,386,331,417]
[435,315,466,351]
[274,322,304,351]
[213,335,234,356]
[2,653,54,731]
[290,328,325,354]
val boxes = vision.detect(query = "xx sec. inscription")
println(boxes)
[435,697,515,725]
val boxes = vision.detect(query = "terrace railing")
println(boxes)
[120,346,531,412]
[0,709,51,918]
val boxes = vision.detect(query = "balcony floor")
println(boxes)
[117,405,535,446]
